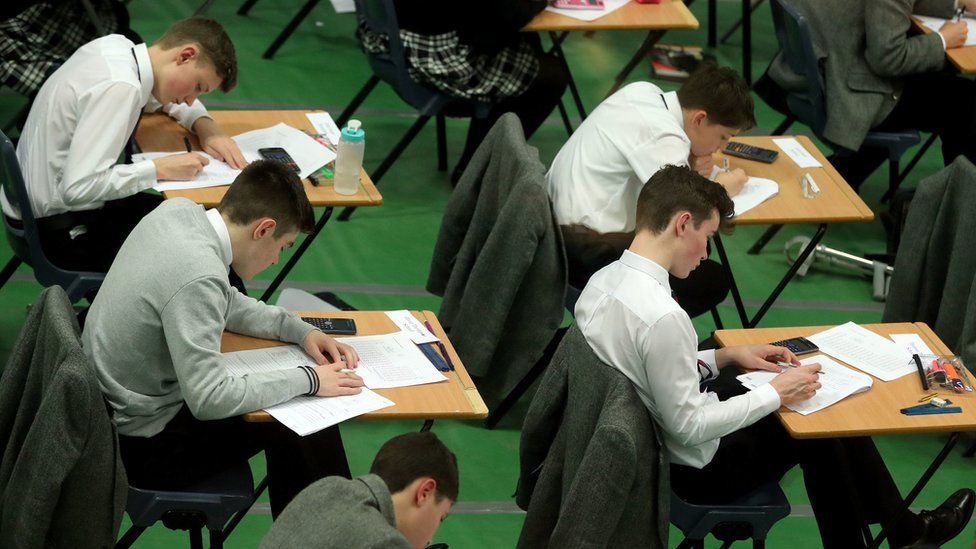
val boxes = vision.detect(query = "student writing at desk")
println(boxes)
[0,16,246,274]
[83,161,365,516]
[574,165,975,548]
[547,65,750,317]
[762,0,976,190]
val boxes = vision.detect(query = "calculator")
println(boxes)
[769,336,819,356]
[301,317,357,335]
[724,142,779,163]
[258,147,301,173]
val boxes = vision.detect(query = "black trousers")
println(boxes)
[560,225,730,319]
[830,71,976,191]
[453,48,570,181]
[118,404,350,518]
[671,413,921,548]
[36,192,164,273]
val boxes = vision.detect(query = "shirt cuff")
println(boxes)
[938,29,948,51]
[132,159,158,189]
[752,382,782,412]
[281,312,318,346]
[696,349,719,382]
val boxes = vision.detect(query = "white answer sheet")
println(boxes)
[336,332,448,389]
[737,355,873,415]
[232,123,336,179]
[807,322,915,381]
[133,151,243,192]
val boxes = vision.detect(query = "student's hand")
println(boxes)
[940,20,969,49]
[152,152,209,180]
[724,344,801,372]
[312,362,365,397]
[961,0,976,13]
[304,330,360,369]
[769,363,822,405]
[715,168,747,196]
[690,154,716,177]
[201,134,248,169]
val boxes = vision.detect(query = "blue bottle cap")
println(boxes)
[341,119,365,142]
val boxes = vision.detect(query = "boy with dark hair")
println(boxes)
[84,160,365,515]
[575,164,975,548]
[546,65,755,316]
[262,432,458,549]
[1,16,245,273]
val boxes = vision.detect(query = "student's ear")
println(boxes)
[691,110,708,128]
[176,45,199,65]
[252,218,277,240]
[414,478,438,507]
[674,212,693,236]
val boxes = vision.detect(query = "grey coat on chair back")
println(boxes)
[884,156,976,371]
[0,286,127,548]
[426,113,567,407]
[516,323,669,549]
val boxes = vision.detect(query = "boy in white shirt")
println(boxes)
[2,16,245,273]
[575,164,975,548]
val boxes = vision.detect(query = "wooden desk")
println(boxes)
[712,136,873,328]
[225,310,488,423]
[135,110,383,303]
[714,322,975,543]
[912,17,976,74]
[523,0,699,121]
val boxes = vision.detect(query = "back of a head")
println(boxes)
[218,160,314,236]
[370,432,459,502]
[635,165,735,234]
[677,63,756,130]
[155,16,238,92]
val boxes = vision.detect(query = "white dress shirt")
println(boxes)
[205,207,233,268]
[1,35,211,220]
[546,82,692,234]
[575,250,781,468]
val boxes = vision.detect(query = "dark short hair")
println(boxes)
[370,432,459,503]
[155,17,238,92]
[635,165,734,234]
[677,63,755,130]
[218,160,314,236]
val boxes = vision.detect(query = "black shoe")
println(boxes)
[913,488,975,547]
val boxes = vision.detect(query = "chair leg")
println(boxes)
[710,306,724,330]
[0,257,22,292]
[557,99,573,136]
[719,541,734,549]
[209,528,224,549]
[676,539,705,549]
[338,114,432,221]
[753,540,766,549]
[189,528,204,549]
[336,75,381,128]
[114,525,147,548]
[237,0,259,15]
[772,115,795,136]
[880,158,900,204]
[747,225,783,255]
[436,114,447,171]
[963,439,976,458]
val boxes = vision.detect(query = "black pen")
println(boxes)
[183,136,192,153]
[913,354,930,390]
[955,7,965,21]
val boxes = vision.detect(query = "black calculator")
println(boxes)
[258,147,301,173]
[301,317,357,335]
[769,336,819,356]
[724,142,779,163]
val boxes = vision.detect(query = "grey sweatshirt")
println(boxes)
[82,198,316,437]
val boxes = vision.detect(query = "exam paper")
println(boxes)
[264,389,393,436]
[232,123,336,179]
[772,137,822,168]
[133,151,242,191]
[544,0,629,22]
[807,322,915,381]
[385,310,439,344]
[337,332,447,389]
[737,355,873,415]
[890,333,936,357]
[306,112,342,145]
[915,15,976,46]
[732,177,778,217]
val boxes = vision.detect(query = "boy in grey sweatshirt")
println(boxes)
[83,159,365,515]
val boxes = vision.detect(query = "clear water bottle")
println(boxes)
[334,120,365,195]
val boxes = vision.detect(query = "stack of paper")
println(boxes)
[738,355,873,415]
[545,0,628,22]
[336,332,447,388]
[806,322,915,381]
[232,122,336,178]
[133,151,243,192]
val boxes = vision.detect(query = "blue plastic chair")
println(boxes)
[671,483,792,549]
[334,0,494,221]
[0,129,104,303]
[116,464,264,549]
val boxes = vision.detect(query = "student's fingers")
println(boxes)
[305,342,328,365]
[340,344,359,369]
[330,386,362,396]
[227,145,248,169]
[338,374,365,387]
[319,337,343,364]
[193,152,210,167]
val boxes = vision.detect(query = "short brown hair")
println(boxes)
[218,160,314,236]
[677,63,755,130]
[370,432,459,502]
[155,16,237,92]
[636,165,734,235]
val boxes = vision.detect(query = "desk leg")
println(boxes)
[869,432,961,549]
[548,32,588,121]
[194,0,217,15]
[262,0,321,60]
[259,206,333,303]
[712,233,750,328]
[708,0,717,47]
[748,223,825,327]
[742,0,752,85]
[607,29,666,98]
[237,0,260,16]
[421,420,434,432]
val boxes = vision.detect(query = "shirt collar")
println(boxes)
[205,208,233,268]
[661,91,684,130]
[132,43,154,104]
[620,249,672,294]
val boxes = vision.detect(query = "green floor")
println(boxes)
[1,0,974,547]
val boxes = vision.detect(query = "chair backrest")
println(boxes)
[354,0,452,114]
[770,0,828,135]
[0,129,104,302]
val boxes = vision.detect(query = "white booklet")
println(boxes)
[806,322,915,381]
[232,122,336,179]
[133,151,243,192]
[737,355,873,415]
[336,332,447,389]
[732,177,778,217]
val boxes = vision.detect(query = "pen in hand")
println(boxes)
[777,360,825,375]
[183,136,192,153]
